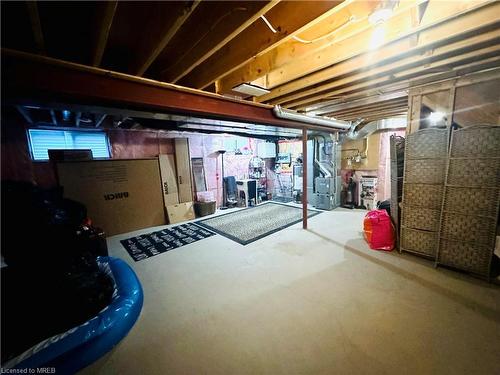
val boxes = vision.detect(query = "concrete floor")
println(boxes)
[80,208,500,375]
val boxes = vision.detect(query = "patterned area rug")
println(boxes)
[196,202,321,245]
[121,223,215,261]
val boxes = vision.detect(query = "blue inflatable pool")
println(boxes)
[4,257,144,374]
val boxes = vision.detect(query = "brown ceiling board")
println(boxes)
[92,1,117,67]
[286,45,500,110]
[257,0,496,104]
[215,1,383,94]
[2,49,340,133]
[101,2,180,73]
[37,2,97,64]
[274,22,500,108]
[1,2,37,53]
[335,108,408,122]
[311,91,408,115]
[154,1,278,84]
[26,1,45,55]
[325,98,408,118]
[177,1,343,90]
[131,1,201,76]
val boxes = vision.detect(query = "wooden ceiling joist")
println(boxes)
[50,109,57,125]
[215,0,382,94]
[92,1,117,67]
[311,91,408,115]
[160,1,279,84]
[288,47,500,111]
[26,1,45,55]
[258,1,499,105]
[325,98,408,119]
[177,0,343,89]
[132,1,201,76]
[2,49,339,133]
[282,28,500,109]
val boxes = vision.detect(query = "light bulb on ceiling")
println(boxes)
[369,1,397,26]
[428,111,446,124]
[368,8,393,25]
[370,25,385,49]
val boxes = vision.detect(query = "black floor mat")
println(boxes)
[196,202,321,245]
[121,223,215,261]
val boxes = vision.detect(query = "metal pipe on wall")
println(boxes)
[302,127,308,230]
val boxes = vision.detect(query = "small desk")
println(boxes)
[236,179,258,207]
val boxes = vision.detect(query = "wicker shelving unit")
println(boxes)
[436,125,500,279]
[400,128,448,258]
[390,135,405,247]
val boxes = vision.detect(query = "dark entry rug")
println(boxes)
[121,223,215,262]
[196,201,321,245]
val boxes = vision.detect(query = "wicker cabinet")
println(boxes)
[389,135,405,243]
[436,125,500,279]
[400,128,448,258]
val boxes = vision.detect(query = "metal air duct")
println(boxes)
[273,105,352,130]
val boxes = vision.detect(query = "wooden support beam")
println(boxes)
[133,1,201,76]
[2,49,336,132]
[95,113,107,128]
[257,0,496,103]
[278,26,500,108]
[312,91,408,115]
[178,1,343,89]
[302,127,308,230]
[26,1,45,55]
[215,0,381,94]
[16,105,33,124]
[92,1,117,67]
[50,109,57,125]
[75,112,81,127]
[327,98,409,116]
[161,1,279,84]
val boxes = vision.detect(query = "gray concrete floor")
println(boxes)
[80,208,500,375]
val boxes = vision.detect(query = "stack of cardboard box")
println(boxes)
[57,138,198,236]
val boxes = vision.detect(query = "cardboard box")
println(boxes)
[166,202,195,224]
[57,159,166,236]
[158,154,179,207]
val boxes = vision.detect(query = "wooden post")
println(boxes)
[302,127,308,229]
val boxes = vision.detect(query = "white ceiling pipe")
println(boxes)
[345,117,407,140]
[273,105,352,131]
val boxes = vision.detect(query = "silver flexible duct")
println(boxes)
[345,117,407,140]
[273,105,352,130]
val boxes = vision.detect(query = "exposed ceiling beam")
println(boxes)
[262,9,500,108]
[16,105,33,124]
[287,45,500,110]
[133,1,201,76]
[50,109,57,125]
[325,99,408,118]
[92,1,118,67]
[281,27,500,109]
[257,0,495,104]
[95,113,107,128]
[310,91,408,115]
[177,0,343,89]
[215,0,380,94]
[160,1,280,84]
[2,49,338,132]
[26,1,45,55]
[75,111,81,127]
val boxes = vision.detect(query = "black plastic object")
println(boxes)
[377,200,391,216]
[1,181,112,363]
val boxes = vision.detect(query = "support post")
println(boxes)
[302,127,308,229]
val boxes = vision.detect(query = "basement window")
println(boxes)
[28,129,110,161]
